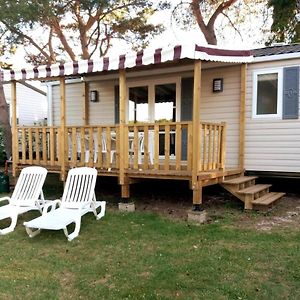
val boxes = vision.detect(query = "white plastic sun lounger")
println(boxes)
[0,166,47,235]
[24,167,106,241]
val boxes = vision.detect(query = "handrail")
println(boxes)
[15,121,226,173]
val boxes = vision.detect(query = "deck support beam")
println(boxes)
[11,80,17,177]
[192,185,202,205]
[191,60,202,206]
[121,184,130,199]
[60,77,66,181]
[239,64,247,170]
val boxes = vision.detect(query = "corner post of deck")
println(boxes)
[119,69,130,198]
[192,60,202,209]
[220,122,227,170]
[239,63,247,170]
[11,80,17,177]
[60,77,66,181]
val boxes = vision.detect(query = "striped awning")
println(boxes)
[1,44,253,82]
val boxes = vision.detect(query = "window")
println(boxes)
[155,84,176,155]
[127,78,179,123]
[128,86,148,122]
[253,69,283,118]
[155,84,176,122]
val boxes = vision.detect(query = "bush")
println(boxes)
[0,127,6,165]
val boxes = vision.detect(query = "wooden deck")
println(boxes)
[13,121,231,206]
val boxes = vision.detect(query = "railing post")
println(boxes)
[60,77,66,181]
[192,60,202,209]
[192,61,201,189]
[221,122,227,170]
[119,70,126,187]
[11,80,18,177]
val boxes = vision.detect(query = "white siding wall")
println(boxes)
[50,64,241,168]
[51,81,115,126]
[200,65,241,168]
[52,82,84,126]
[88,81,115,125]
[245,58,300,172]
[4,83,47,125]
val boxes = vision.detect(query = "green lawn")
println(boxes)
[0,205,299,299]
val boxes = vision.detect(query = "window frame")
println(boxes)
[252,68,283,119]
[127,77,181,123]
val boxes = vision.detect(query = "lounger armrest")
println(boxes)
[42,199,62,215]
[0,196,10,204]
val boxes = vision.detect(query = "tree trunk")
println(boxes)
[0,81,12,159]
[201,26,217,45]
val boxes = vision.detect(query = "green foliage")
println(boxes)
[0,127,6,163]
[0,0,167,65]
[267,0,300,44]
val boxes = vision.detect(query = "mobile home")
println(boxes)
[3,43,294,211]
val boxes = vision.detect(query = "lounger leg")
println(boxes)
[0,215,18,235]
[25,226,41,238]
[92,201,106,220]
[63,218,81,241]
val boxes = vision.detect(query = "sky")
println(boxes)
[9,0,271,70]
[109,0,271,55]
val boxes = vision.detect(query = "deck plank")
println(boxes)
[222,176,257,185]
[252,192,285,205]
[238,184,271,194]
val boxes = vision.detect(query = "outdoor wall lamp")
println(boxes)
[89,90,99,102]
[213,78,223,92]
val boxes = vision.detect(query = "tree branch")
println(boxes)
[99,24,112,57]
[89,19,103,58]
[221,11,243,40]
[72,0,89,59]
[207,0,238,28]
[191,0,207,32]
[50,18,77,61]
[1,20,52,62]
[48,27,56,62]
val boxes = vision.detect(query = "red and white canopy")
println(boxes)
[1,44,253,82]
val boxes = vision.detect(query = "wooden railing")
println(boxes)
[124,122,192,171]
[15,121,226,173]
[66,125,119,169]
[124,121,226,172]
[16,127,60,166]
[199,122,226,171]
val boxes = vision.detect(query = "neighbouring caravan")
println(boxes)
[4,81,47,125]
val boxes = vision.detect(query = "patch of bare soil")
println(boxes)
[5,171,300,232]
[113,180,300,231]
[136,193,300,231]
[252,195,300,231]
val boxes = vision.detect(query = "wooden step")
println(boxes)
[252,192,285,206]
[222,176,257,185]
[238,184,272,195]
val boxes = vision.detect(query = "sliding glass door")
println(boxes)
[154,83,176,122]
[128,86,149,123]
[127,79,179,157]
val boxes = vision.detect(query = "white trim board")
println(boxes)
[254,52,300,63]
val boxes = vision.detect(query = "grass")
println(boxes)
[0,174,299,299]
[0,204,299,300]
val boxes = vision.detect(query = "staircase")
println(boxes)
[221,176,285,210]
